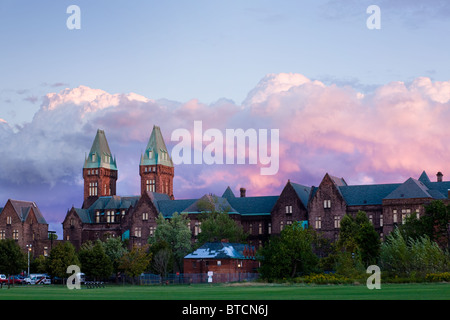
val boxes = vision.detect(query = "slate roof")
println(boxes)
[84,129,117,170]
[339,183,400,206]
[291,182,311,208]
[338,171,450,206]
[226,195,278,216]
[5,200,47,224]
[384,178,433,200]
[75,195,140,223]
[184,242,256,260]
[140,125,173,167]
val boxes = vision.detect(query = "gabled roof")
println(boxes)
[84,129,117,170]
[290,182,311,208]
[140,125,173,167]
[384,178,434,200]
[184,242,256,260]
[6,200,47,224]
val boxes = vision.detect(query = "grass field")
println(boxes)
[0,282,449,300]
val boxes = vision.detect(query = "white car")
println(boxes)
[26,274,51,285]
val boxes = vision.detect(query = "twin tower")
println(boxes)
[82,125,174,209]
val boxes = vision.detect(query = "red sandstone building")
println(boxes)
[0,199,56,257]
[63,125,450,251]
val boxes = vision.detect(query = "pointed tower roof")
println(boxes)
[140,125,173,167]
[222,186,236,199]
[418,171,431,184]
[84,129,117,170]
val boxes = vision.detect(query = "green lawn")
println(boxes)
[0,282,449,300]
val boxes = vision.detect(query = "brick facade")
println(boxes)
[0,199,58,258]
[63,127,450,254]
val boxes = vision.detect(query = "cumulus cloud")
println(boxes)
[2,73,450,235]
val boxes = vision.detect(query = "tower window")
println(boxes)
[146,179,156,192]
[89,182,98,196]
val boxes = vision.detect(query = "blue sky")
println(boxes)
[1,0,450,236]
[2,1,450,124]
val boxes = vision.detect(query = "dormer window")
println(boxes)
[92,154,96,162]
[149,150,153,159]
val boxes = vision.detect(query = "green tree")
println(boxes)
[150,212,191,272]
[258,222,319,280]
[102,237,128,280]
[0,239,27,276]
[380,228,449,276]
[78,240,113,280]
[118,245,152,284]
[149,240,173,277]
[197,211,247,245]
[337,211,380,267]
[47,241,80,279]
[400,200,450,249]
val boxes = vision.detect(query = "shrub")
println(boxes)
[296,273,353,285]
[425,272,450,282]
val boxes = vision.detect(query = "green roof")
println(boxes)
[140,125,173,167]
[84,129,117,170]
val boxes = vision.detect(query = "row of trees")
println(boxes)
[258,200,450,281]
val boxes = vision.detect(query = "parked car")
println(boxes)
[34,275,51,285]
[0,274,7,284]
[7,275,24,285]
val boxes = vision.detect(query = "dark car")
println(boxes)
[7,275,24,285]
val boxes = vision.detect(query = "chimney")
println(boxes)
[437,172,443,182]
[240,187,246,198]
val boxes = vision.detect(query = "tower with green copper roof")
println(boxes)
[139,125,174,199]
[82,129,118,208]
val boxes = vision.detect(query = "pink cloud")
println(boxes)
[3,73,450,203]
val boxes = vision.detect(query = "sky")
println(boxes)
[1,0,450,237]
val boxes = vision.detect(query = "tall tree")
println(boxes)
[400,200,450,249]
[102,237,128,280]
[47,241,80,279]
[150,212,191,272]
[0,239,27,276]
[118,245,152,284]
[258,222,318,280]
[337,211,380,267]
[78,240,113,280]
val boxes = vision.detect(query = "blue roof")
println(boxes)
[290,182,311,208]
[184,242,255,260]
[339,183,400,205]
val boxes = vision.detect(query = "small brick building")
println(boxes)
[183,241,259,279]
